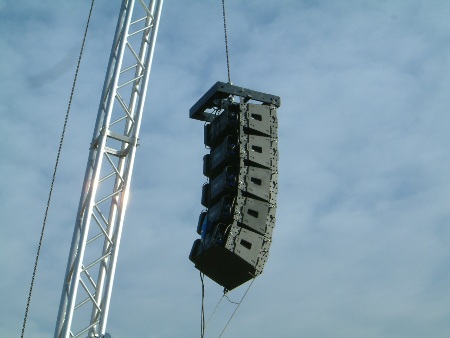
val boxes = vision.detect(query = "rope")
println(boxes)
[221,0,231,84]
[219,278,256,338]
[20,1,96,336]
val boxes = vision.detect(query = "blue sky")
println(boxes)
[2,1,450,337]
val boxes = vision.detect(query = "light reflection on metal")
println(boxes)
[54,1,163,337]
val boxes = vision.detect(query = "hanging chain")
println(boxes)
[221,0,231,84]
[20,1,96,337]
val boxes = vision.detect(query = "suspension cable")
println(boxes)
[221,0,232,84]
[219,278,256,338]
[205,293,224,329]
[20,1,96,336]
[200,272,206,338]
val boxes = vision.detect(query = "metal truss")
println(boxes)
[54,0,163,337]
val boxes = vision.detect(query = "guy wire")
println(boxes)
[20,0,96,337]
[219,277,256,337]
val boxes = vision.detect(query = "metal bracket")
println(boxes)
[189,81,281,121]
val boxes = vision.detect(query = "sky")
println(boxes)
[1,0,450,337]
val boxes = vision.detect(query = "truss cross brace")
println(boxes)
[54,1,163,337]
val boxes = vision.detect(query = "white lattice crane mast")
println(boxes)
[54,1,163,337]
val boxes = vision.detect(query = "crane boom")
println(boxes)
[54,1,163,337]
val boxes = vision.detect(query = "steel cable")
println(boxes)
[20,1,96,336]
[200,272,206,338]
[205,294,224,329]
[219,278,256,338]
[221,0,231,84]
[201,277,256,338]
